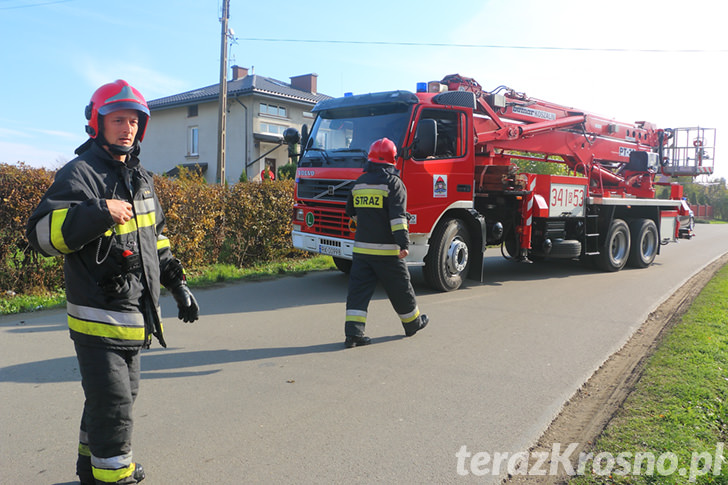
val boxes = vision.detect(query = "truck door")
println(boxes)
[401,108,474,235]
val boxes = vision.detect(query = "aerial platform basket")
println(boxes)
[661,127,716,177]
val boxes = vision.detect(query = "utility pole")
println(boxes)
[216,0,230,184]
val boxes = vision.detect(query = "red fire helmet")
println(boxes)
[367,137,397,165]
[84,80,150,141]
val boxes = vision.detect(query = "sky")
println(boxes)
[1,0,726,181]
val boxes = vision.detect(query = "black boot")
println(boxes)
[404,314,429,337]
[133,463,146,483]
[345,335,372,348]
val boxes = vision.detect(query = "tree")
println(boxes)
[656,177,728,221]
[511,151,573,176]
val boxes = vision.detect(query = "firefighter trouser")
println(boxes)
[75,343,140,484]
[345,254,420,337]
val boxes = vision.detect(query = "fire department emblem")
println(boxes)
[433,175,447,198]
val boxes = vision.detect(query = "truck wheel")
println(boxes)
[595,219,630,272]
[628,219,658,268]
[332,257,352,274]
[504,232,519,259]
[424,219,471,292]
[548,239,582,259]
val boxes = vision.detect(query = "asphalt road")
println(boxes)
[2,224,727,484]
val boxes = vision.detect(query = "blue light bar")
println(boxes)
[416,82,427,93]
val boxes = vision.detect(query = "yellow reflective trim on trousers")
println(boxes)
[51,208,72,254]
[78,443,91,457]
[346,315,367,323]
[353,247,400,256]
[93,463,135,483]
[68,316,145,341]
[400,308,420,323]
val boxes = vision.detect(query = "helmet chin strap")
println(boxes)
[96,134,139,157]
[107,143,134,156]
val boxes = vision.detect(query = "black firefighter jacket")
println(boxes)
[345,162,410,257]
[26,142,177,349]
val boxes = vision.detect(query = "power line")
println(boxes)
[0,0,73,9]
[238,37,728,54]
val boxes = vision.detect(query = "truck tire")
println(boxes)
[595,219,631,272]
[547,239,582,259]
[424,218,471,292]
[332,257,352,274]
[628,219,658,268]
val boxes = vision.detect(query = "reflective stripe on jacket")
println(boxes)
[26,143,174,348]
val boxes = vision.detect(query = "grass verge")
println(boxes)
[0,255,336,316]
[570,264,728,484]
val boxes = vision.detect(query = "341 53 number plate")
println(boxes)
[549,183,585,217]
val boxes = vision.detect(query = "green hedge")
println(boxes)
[0,163,304,295]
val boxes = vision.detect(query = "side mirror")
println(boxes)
[301,124,310,150]
[284,128,302,163]
[412,119,437,159]
[283,127,300,145]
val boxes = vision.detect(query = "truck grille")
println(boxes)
[297,179,353,203]
[310,207,350,238]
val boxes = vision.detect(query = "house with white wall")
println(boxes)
[143,65,331,183]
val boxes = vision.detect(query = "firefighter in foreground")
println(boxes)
[343,137,429,347]
[26,80,200,484]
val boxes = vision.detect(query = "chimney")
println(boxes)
[231,65,249,81]
[290,73,318,94]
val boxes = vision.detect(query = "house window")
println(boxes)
[260,103,287,118]
[260,122,287,135]
[187,105,198,117]
[188,126,199,156]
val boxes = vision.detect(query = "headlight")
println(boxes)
[295,209,304,221]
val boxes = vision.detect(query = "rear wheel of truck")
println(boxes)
[424,218,471,292]
[595,219,631,272]
[628,219,658,268]
[332,257,352,274]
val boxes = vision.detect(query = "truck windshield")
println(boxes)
[300,108,412,168]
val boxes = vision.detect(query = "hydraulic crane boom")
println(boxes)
[439,74,713,198]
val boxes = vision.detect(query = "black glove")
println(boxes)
[171,284,199,323]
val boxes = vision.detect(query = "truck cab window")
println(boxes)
[417,109,463,159]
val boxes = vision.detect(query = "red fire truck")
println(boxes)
[290,74,715,291]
